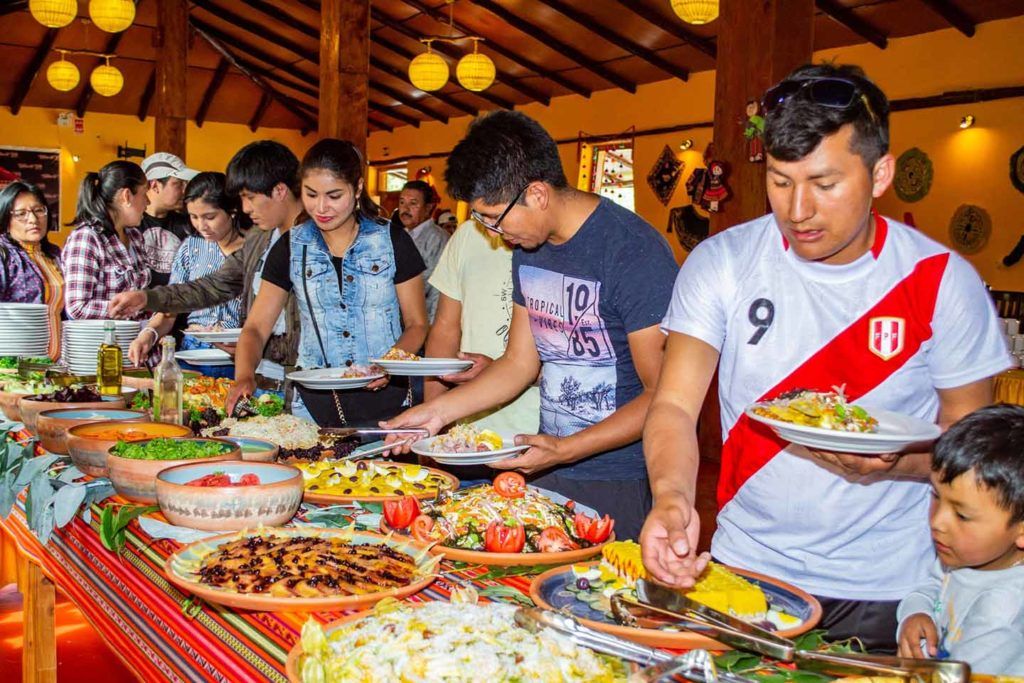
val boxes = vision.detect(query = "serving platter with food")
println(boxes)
[183,325,243,343]
[286,366,385,390]
[410,424,529,465]
[370,347,474,377]
[296,459,458,504]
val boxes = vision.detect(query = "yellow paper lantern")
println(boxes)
[456,43,495,93]
[47,57,80,92]
[90,62,124,97]
[89,0,135,33]
[29,0,77,28]
[670,0,719,25]
[408,48,449,92]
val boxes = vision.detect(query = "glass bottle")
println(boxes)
[152,336,183,425]
[97,320,122,396]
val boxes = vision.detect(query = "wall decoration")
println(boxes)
[1010,145,1024,195]
[948,204,991,255]
[667,204,710,252]
[0,146,61,231]
[646,144,684,206]
[1003,233,1024,267]
[743,100,765,163]
[893,147,933,202]
[699,160,730,212]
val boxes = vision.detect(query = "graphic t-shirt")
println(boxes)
[512,197,677,480]
[140,211,191,287]
[662,212,1012,599]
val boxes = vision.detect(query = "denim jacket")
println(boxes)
[289,216,401,369]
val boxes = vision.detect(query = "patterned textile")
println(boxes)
[62,221,150,320]
[0,234,63,358]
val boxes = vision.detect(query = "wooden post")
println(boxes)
[154,0,188,158]
[320,0,370,157]
[21,560,56,683]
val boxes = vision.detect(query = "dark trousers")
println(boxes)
[814,595,900,653]
[529,471,652,541]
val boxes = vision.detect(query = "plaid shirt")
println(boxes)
[63,221,150,320]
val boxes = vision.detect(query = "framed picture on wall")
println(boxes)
[0,146,61,232]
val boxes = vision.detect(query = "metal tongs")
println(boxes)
[619,580,970,683]
[317,427,429,460]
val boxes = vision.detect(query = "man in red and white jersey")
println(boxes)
[640,63,1013,651]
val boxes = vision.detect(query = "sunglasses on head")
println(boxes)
[762,76,879,125]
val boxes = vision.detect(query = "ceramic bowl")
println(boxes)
[35,408,147,455]
[155,461,303,531]
[66,420,193,477]
[106,437,242,504]
[19,394,132,435]
[222,437,280,463]
[0,389,28,421]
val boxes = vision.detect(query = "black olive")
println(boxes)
[356,461,368,471]
[369,486,379,493]
[343,488,352,494]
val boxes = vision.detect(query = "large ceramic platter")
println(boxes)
[286,368,385,390]
[370,358,474,377]
[529,561,822,650]
[185,328,243,343]
[175,349,234,366]
[301,460,459,505]
[745,404,941,455]
[410,433,529,466]
[164,527,436,612]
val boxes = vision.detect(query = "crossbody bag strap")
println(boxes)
[300,244,346,425]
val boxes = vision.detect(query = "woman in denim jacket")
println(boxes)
[227,139,429,426]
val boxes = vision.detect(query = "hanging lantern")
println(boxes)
[46,55,80,92]
[90,60,124,96]
[408,44,449,92]
[669,0,719,25]
[29,0,77,28]
[89,0,135,33]
[456,40,495,93]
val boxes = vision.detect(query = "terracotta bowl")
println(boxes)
[106,437,242,504]
[156,461,303,531]
[66,421,193,477]
[0,389,30,421]
[35,408,147,455]
[19,395,130,435]
[221,437,280,463]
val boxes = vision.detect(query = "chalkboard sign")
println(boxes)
[0,146,61,232]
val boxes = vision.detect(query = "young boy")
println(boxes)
[897,404,1024,674]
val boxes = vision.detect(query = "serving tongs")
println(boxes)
[317,427,429,461]
[622,580,970,683]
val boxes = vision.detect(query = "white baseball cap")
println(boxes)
[141,152,199,182]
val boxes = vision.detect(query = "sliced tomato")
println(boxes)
[383,496,421,530]
[574,512,615,544]
[410,514,436,543]
[492,472,527,499]
[238,473,260,486]
[484,519,526,553]
[537,526,579,553]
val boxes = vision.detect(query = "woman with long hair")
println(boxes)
[226,138,429,426]
[0,181,64,359]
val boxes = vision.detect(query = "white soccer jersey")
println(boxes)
[662,212,1012,600]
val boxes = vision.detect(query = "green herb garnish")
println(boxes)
[110,438,231,461]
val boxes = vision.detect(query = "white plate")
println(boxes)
[286,368,385,389]
[175,349,233,366]
[370,358,474,377]
[744,404,942,455]
[411,434,530,465]
[185,328,242,343]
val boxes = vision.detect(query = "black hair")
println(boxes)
[0,181,60,258]
[183,171,251,235]
[69,160,147,232]
[764,63,890,170]
[444,110,568,205]
[225,140,300,197]
[299,138,381,220]
[933,404,1024,524]
[401,180,438,205]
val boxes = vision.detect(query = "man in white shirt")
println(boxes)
[641,63,1012,651]
[398,180,449,321]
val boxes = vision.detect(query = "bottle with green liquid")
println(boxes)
[152,336,183,425]
[96,320,122,396]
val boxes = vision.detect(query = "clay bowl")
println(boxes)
[19,395,129,435]
[156,461,303,531]
[106,437,242,504]
[66,421,193,477]
[35,408,147,455]
[221,437,280,463]
[0,389,29,421]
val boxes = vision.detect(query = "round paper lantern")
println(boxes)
[408,49,449,92]
[47,57,80,92]
[89,0,135,33]
[90,63,124,97]
[29,0,77,28]
[456,45,495,93]
[670,0,719,25]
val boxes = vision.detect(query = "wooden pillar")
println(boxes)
[320,0,370,157]
[154,0,188,158]
[21,561,57,683]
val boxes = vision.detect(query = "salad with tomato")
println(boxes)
[382,472,614,554]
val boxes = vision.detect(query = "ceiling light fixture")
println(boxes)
[959,115,975,129]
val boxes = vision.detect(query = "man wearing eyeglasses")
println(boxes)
[640,64,1012,651]
[384,110,679,540]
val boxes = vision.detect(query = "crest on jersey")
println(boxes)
[869,316,905,360]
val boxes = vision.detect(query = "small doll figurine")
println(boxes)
[744,100,765,163]
[700,161,730,212]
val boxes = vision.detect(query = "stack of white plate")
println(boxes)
[62,319,140,375]
[0,303,50,356]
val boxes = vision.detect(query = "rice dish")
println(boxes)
[203,414,319,450]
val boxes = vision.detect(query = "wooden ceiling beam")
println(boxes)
[195,57,229,127]
[917,0,975,37]
[189,17,310,74]
[470,0,636,93]
[535,0,688,82]
[190,0,319,62]
[246,0,319,39]
[611,0,716,59]
[249,92,272,132]
[0,1,28,19]
[815,0,888,49]
[367,114,393,133]
[371,80,448,124]
[137,69,155,121]
[369,101,420,128]
[369,54,478,117]
[398,0,590,99]
[9,28,58,115]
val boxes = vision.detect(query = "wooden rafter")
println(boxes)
[611,0,716,59]
[0,0,27,19]
[535,0,688,81]
[137,70,155,121]
[470,0,636,93]
[9,28,58,115]
[369,101,420,128]
[371,80,448,124]
[190,0,318,62]
[917,0,975,37]
[195,57,229,127]
[815,0,888,49]
[249,92,272,131]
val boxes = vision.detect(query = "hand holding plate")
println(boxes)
[489,434,572,475]
[439,352,492,384]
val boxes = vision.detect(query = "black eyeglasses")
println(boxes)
[762,77,879,125]
[471,185,528,234]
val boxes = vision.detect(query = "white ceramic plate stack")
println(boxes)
[62,319,139,375]
[0,303,50,356]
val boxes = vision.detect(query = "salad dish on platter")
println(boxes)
[410,424,529,465]
[286,366,385,390]
[203,413,321,451]
[297,459,458,504]
[750,388,878,433]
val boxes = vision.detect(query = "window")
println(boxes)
[587,140,634,212]
[379,164,408,193]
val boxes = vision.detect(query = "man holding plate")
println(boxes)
[640,63,1013,652]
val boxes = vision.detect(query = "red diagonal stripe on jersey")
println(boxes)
[717,251,950,509]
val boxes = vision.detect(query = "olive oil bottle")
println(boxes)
[97,320,122,396]
[152,336,183,424]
